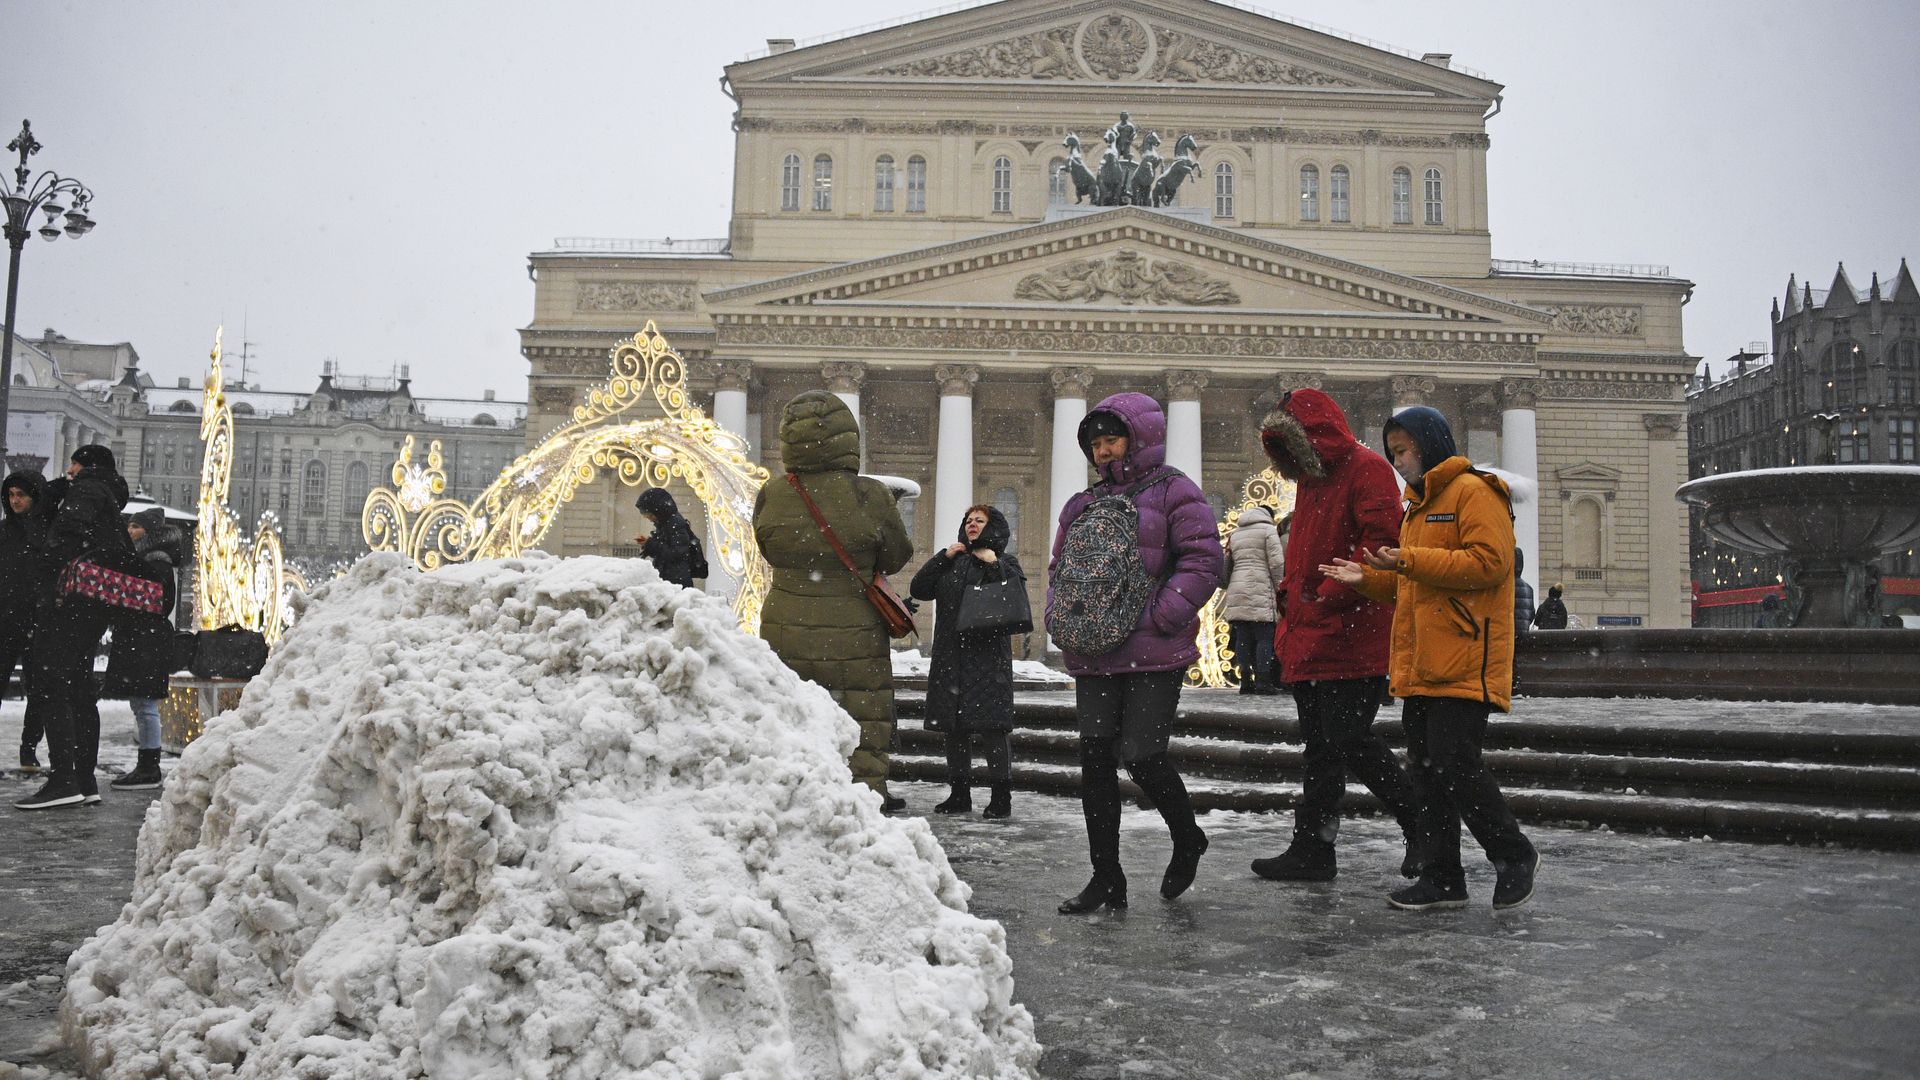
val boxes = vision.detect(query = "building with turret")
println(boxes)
[1686,261,1920,625]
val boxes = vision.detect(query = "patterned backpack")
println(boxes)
[1046,467,1175,656]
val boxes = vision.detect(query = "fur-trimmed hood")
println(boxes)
[1260,387,1363,482]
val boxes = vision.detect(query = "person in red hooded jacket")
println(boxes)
[1252,388,1424,883]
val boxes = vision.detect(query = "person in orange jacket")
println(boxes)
[1321,406,1539,912]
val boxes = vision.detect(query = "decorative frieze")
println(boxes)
[1149,28,1356,86]
[576,281,699,313]
[1540,304,1644,336]
[1013,249,1240,306]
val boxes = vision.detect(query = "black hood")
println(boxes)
[2,470,45,522]
[956,506,1012,555]
[635,487,682,519]
[1381,406,1460,494]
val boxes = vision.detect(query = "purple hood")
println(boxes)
[1051,392,1223,676]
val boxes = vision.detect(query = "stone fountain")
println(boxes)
[1676,465,1920,627]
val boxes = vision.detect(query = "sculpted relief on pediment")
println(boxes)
[869,13,1364,87]
[1013,249,1240,306]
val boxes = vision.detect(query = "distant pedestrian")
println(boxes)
[1322,406,1540,911]
[1513,548,1536,633]
[633,487,706,589]
[910,505,1023,819]
[1532,584,1569,630]
[17,446,137,811]
[1047,392,1222,914]
[100,509,181,790]
[1219,505,1286,695]
[1251,388,1423,884]
[753,392,914,812]
[1,470,53,773]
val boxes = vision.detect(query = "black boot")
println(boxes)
[933,785,972,814]
[111,749,164,790]
[15,772,84,811]
[981,783,1012,820]
[1251,836,1337,882]
[1058,875,1128,914]
[1061,738,1126,915]
[1127,753,1207,900]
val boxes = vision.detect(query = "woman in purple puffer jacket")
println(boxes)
[1046,391,1223,914]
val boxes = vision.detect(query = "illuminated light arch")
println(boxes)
[1186,467,1297,689]
[195,328,304,645]
[361,322,773,634]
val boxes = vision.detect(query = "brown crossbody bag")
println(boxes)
[785,473,916,639]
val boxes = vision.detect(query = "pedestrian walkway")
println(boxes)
[4,703,1918,1077]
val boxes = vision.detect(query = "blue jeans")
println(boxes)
[131,697,162,751]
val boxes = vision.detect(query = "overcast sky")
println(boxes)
[7,0,1918,398]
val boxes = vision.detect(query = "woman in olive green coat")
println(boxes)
[754,391,915,807]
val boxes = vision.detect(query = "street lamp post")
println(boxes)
[0,120,97,465]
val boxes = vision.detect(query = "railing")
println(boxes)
[1491,258,1674,279]
[738,0,1491,80]
[548,237,731,255]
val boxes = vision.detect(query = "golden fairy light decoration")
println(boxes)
[362,321,773,633]
[194,327,303,645]
[1187,467,1297,689]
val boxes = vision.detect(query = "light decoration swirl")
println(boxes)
[361,321,773,634]
[1186,467,1297,689]
[194,327,304,644]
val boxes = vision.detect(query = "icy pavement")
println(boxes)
[4,702,1919,1078]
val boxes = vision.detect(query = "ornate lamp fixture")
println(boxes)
[0,120,97,463]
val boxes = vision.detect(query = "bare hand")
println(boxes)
[974,549,998,564]
[1359,545,1400,571]
[945,542,967,557]
[1319,558,1365,585]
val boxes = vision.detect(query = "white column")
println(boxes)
[1644,413,1688,628]
[932,364,980,549]
[1392,375,1435,417]
[708,360,753,601]
[1048,366,1095,554]
[1164,369,1208,485]
[1500,379,1541,598]
[821,361,867,469]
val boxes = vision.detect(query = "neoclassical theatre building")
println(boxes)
[519,0,1695,629]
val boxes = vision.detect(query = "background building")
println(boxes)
[1686,261,1920,626]
[517,0,1697,631]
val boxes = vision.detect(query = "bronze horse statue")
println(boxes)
[1058,133,1098,204]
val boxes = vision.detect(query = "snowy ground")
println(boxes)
[5,691,1919,1077]
[892,650,1072,688]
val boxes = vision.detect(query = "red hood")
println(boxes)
[1261,387,1358,480]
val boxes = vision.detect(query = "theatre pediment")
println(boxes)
[705,208,1551,328]
[728,0,1498,99]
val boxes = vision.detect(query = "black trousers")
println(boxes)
[1228,620,1277,681]
[1291,676,1417,846]
[1074,671,1198,881]
[944,731,1012,783]
[33,599,114,787]
[0,615,48,756]
[1402,695,1533,880]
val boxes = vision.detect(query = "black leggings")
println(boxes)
[944,731,1012,783]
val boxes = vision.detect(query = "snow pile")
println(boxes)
[62,553,1039,1079]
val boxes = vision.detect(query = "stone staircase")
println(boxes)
[890,689,1920,849]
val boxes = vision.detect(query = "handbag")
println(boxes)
[954,565,1033,637]
[785,473,916,639]
[60,555,166,616]
[189,625,270,679]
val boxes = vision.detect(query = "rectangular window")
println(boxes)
[780,155,801,212]
[873,157,895,213]
[1392,169,1412,224]
[906,157,927,213]
[1214,164,1234,219]
[811,155,833,212]
[1329,166,1350,223]
[1838,433,1867,463]
[991,157,1012,214]
[1424,168,1445,225]
[1894,419,1918,462]
[1299,166,1319,222]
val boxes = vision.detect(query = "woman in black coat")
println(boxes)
[909,505,1023,819]
[634,487,705,589]
[101,508,181,790]
[1,470,53,771]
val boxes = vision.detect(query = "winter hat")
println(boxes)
[1082,410,1129,444]
[71,444,117,474]
[1380,406,1458,493]
[131,507,167,533]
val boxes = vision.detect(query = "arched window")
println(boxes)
[994,486,1020,559]
[906,155,927,213]
[1298,164,1319,222]
[1329,165,1350,223]
[1569,498,1604,567]
[874,155,895,213]
[991,155,1013,213]
[811,154,833,211]
[1392,167,1412,224]
[232,402,255,415]
[346,460,371,512]
[1891,339,1920,405]
[1423,167,1444,224]
[168,399,196,414]
[1048,158,1068,204]
[780,153,801,212]
[471,413,497,426]
[1213,162,1235,218]
[302,460,326,515]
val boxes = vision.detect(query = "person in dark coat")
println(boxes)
[1532,584,1569,630]
[634,487,705,588]
[2,470,54,771]
[101,508,181,790]
[753,391,915,811]
[1253,388,1423,884]
[17,445,133,810]
[910,504,1022,819]
[1047,392,1223,913]
[1512,548,1536,634]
